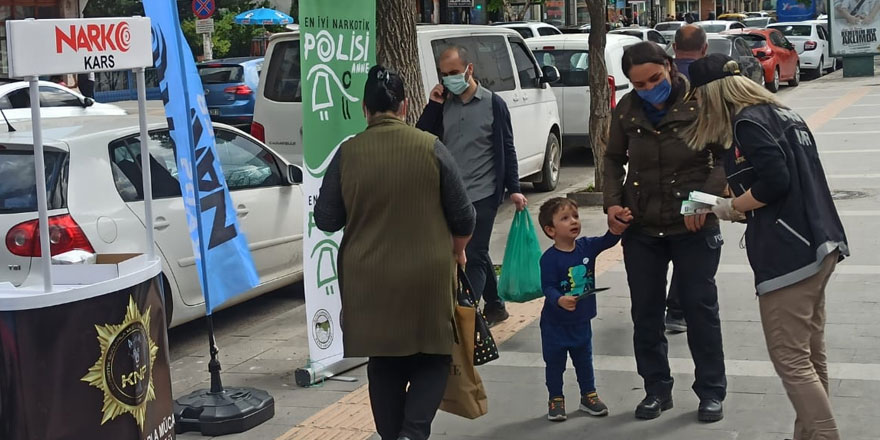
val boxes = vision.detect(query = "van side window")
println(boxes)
[510,40,540,89]
[532,50,588,87]
[264,40,302,103]
[431,36,516,93]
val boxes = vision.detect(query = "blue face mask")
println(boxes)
[442,70,470,95]
[636,78,672,105]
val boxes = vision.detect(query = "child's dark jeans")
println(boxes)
[541,319,596,399]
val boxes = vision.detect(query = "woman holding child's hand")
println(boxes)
[602,41,728,424]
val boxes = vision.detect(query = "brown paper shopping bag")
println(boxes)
[439,303,489,419]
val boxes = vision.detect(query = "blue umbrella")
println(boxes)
[234,8,294,25]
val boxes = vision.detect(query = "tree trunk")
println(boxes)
[376,0,425,125]
[587,0,610,192]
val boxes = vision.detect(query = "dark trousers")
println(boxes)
[541,320,596,399]
[368,354,451,440]
[622,227,727,401]
[467,196,503,309]
[667,270,684,319]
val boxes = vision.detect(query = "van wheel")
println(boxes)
[534,132,561,192]
[789,64,800,87]
[766,67,780,93]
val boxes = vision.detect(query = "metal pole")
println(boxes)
[135,68,156,261]
[28,77,52,292]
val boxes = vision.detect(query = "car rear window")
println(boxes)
[743,18,770,27]
[771,25,812,37]
[655,23,682,31]
[263,40,302,103]
[0,149,67,213]
[708,39,732,55]
[533,50,589,87]
[198,65,245,84]
[700,24,727,33]
[739,34,768,48]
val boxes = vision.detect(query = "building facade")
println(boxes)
[0,0,81,75]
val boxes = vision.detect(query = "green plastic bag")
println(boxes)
[498,210,544,303]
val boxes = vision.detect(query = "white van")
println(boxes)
[252,25,563,191]
[526,33,641,149]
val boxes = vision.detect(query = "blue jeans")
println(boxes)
[541,319,596,399]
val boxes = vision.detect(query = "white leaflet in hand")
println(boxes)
[681,200,714,216]
[689,191,721,206]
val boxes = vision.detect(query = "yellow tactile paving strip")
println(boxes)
[278,244,624,440]
[805,86,869,130]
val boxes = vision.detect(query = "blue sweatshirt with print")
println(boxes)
[540,232,620,324]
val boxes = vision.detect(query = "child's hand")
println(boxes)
[558,296,577,312]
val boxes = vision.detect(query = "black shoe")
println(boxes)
[698,399,723,422]
[665,314,687,333]
[635,395,673,420]
[483,304,510,326]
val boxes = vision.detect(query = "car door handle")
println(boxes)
[154,217,170,231]
[512,95,520,102]
[522,94,529,101]
[237,204,249,217]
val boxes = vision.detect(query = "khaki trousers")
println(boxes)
[759,252,840,440]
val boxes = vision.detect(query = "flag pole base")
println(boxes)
[173,387,274,436]
[294,357,367,387]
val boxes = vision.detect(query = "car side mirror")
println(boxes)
[82,97,95,107]
[287,164,303,185]
[541,65,561,84]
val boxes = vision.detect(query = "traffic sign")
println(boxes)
[192,0,215,19]
[196,18,214,34]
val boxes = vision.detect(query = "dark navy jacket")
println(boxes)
[416,93,521,205]
[540,232,620,324]
[727,104,849,295]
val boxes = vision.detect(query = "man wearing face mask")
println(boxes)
[417,45,527,325]
[603,41,728,423]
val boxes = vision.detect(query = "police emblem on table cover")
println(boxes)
[81,296,159,429]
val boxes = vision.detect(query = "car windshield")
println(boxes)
[744,18,770,27]
[708,39,732,55]
[739,34,768,48]
[0,150,66,213]
[771,25,812,36]
[655,22,682,31]
[198,65,245,84]
[700,24,728,33]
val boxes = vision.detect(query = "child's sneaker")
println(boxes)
[548,396,567,421]
[580,391,609,416]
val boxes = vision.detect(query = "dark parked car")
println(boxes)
[197,57,263,129]
[666,35,764,86]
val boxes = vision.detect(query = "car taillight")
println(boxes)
[224,85,253,95]
[250,121,265,142]
[607,75,617,109]
[5,214,94,257]
[804,40,817,50]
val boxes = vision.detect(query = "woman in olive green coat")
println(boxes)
[314,65,475,440]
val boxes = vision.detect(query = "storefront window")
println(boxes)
[0,0,65,77]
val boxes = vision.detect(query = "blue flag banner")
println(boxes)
[144,1,258,314]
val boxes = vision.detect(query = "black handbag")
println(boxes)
[457,267,500,366]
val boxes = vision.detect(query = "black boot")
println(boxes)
[698,399,723,422]
[635,394,673,420]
